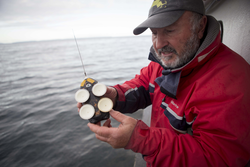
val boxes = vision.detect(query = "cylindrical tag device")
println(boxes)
[79,104,95,120]
[98,97,113,112]
[92,83,107,97]
[75,89,90,103]
[75,77,113,124]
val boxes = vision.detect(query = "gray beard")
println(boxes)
[155,32,200,69]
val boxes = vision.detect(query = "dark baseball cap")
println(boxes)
[133,0,205,35]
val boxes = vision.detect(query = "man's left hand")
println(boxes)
[88,110,137,148]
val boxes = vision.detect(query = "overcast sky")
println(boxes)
[0,0,152,43]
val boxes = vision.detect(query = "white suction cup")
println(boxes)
[79,104,95,120]
[98,97,113,112]
[75,89,90,103]
[92,83,107,97]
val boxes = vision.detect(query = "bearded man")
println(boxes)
[77,0,250,166]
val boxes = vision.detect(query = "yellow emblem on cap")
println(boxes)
[151,0,167,8]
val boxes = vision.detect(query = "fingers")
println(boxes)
[103,119,112,127]
[105,87,117,97]
[96,121,101,126]
[105,87,117,104]
[97,120,112,141]
[88,123,112,139]
[77,102,82,108]
[88,123,109,142]
[95,134,109,143]
[77,103,82,112]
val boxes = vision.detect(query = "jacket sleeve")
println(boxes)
[113,64,153,113]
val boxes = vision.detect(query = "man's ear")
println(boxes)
[198,16,207,39]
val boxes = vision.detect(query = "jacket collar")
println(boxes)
[149,15,221,98]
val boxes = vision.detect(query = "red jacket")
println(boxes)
[113,16,250,166]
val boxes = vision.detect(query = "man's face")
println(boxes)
[151,11,202,69]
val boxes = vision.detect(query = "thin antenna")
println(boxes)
[72,30,87,77]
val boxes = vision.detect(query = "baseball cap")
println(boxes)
[133,0,205,35]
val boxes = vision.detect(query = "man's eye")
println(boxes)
[166,30,174,33]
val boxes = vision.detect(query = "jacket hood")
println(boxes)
[149,15,221,99]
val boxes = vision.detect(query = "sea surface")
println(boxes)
[0,36,152,167]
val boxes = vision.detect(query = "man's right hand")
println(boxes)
[104,86,117,106]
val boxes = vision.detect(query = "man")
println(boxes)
[77,0,250,166]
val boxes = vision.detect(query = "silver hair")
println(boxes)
[190,12,203,32]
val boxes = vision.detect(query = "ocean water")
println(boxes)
[0,36,152,167]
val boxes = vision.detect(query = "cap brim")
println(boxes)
[133,10,185,35]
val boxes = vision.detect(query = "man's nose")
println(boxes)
[155,35,169,50]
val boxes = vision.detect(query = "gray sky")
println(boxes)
[0,0,152,43]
